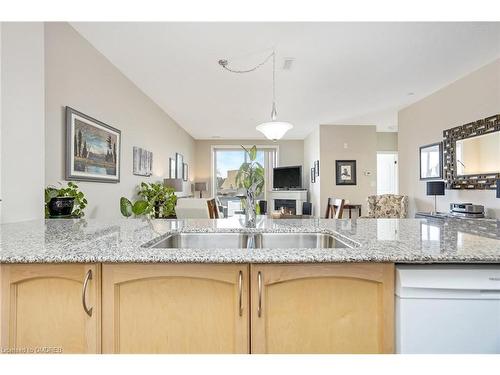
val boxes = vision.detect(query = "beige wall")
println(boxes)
[319,125,377,217]
[1,23,45,223]
[377,132,398,151]
[194,139,304,197]
[45,23,195,219]
[399,58,500,218]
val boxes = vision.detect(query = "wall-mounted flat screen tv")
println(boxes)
[273,166,302,189]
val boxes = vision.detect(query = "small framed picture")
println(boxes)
[183,163,188,182]
[133,147,153,177]
[311,167,316,183]
[175,153,183,179]
[314,160,320,177]
[419,142,443,180]
[336,160,357,185]
[169,157,176,178]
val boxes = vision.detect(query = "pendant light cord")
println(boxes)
[218,51,275,74]
[272,52,276,120]
[219,50,278,121]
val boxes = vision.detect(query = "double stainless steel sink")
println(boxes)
[147,232,351,249]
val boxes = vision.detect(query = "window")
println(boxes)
[377,152,398,195]
[212,146,278,217]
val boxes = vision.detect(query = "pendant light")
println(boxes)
[219,51,293,141]
[256,52,293,140]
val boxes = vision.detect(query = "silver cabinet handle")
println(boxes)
[257,271,262,318]
[238,270,243,316]
[82,269,93,317]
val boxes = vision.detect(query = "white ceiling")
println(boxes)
[71,22,500,139]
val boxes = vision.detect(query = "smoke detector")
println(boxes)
[282,58,295,70]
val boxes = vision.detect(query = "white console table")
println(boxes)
[268,190,308,215]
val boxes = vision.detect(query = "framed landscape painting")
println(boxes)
[66,107,121,183]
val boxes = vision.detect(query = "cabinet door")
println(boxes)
[102,264,249,353]
[250,263,394,354]
[0,264,100,354]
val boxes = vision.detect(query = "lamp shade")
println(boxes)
[164,178,183,192]
[195,182,207,192]
[426,181,445,196]
[256,121,293,141]
[497,179,500,198]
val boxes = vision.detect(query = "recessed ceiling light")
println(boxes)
[407,92,415,96]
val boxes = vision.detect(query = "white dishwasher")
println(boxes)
[396,265,500,354]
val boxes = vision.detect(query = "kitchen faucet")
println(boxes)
[246,233,256,249]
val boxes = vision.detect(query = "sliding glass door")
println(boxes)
[212,146,278,217]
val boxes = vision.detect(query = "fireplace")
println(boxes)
[275,199,296,215]
[268,189,308,216]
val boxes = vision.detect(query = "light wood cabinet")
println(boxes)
[250,263,394,354]
[1,262,394,354]
[0,264,100,354]
[101,264,249,353]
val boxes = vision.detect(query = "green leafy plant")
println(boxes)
[120,182,177,218]
[236,145,264,226]
[44,182,88,218]
[120,197,149,217]
[236,145,265,197]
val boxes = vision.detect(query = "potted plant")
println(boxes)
[119,197,149,218]
[236,145,264,227]
[45,182,88,218]
[120,182,177,218]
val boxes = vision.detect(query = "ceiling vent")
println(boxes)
[282,58,295,71]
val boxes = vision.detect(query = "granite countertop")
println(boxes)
[1,217,500,264]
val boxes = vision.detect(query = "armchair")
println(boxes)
[366,194,408,218]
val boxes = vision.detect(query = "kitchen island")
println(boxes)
[1,217,500,354]
[1,216,500,264]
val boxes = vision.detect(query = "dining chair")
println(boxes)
[324,197,345,219]
[175,198,211,219]
[207,198,220,219]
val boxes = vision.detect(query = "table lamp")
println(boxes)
[194,182,207,198]
[164,178,183,192]
[426,181,445,214]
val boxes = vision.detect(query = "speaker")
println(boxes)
[259,200,267,215]
[302,202,312,216]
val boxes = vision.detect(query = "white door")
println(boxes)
[377,152,398,195]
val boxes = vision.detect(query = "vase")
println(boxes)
[154,200,165,219]
[48,197,75,217]
[245,189,257,228]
